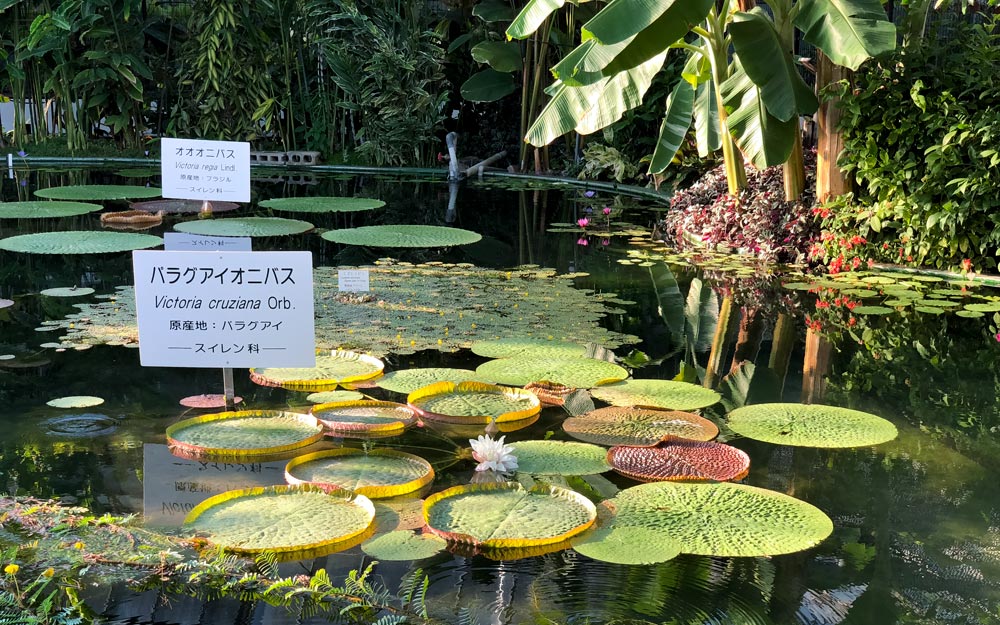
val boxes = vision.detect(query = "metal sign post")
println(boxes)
[222,367,236,411]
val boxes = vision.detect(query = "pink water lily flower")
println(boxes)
[602,207,611,216]
[577,217,590,228]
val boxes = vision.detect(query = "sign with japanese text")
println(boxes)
[338,269,370,292]
[132,250,316,368]
[161,137,251,202]
[164,232,252,252]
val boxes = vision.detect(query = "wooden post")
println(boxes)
[801,327,831,404]
[815,51,852,202]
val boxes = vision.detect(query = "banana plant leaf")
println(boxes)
[794,0,896,71]
[649,262,685,353]
[684,278,719,353]
[473,0,516,22]
[551,38,633,87]
[693,80,722,157]
[583,0,708,46]
[507,0,568,40]
[600,0,714,75]
[471,41,523,73]
[649,80,695,175]
[721,59,798,170]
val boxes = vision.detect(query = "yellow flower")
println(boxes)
[3,564,18,576]
[42,567,54,578]
[73,541,84,550]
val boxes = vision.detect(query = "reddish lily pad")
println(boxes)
[607,438,750,482]
[179,394,244,409]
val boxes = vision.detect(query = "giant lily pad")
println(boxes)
[726,403,898,448]
[250,351,384,390]
[607,481,833,557]
[570,525,682,565]
[175,217,314,237]
[475,357,628,388]
[511,440,610,476]
[260,196,385,213]
[470,338,588,359]
[309,400,417,436]
[184,484,375,554]
[375,368,488,394]
[40,287,94,298]
[423,482,596,548]
[407,381,540,424]
[131,199,240,214]
[0,231,162,254]
[166,410,324,457]
[0,200,103,218]
[46,395,104,409]
[563,406,719,446]
[590,379,721,410]
[34,185,161,200]
[361,531,448,560]
[320,225,482,248]
[305,390,365,404]
[285,448,433,498]
[607,438,750,482]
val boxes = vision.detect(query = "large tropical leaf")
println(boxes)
[693,79,721,157]
[720,60,798,170]
[648,262,685,350]
[600,0,714,75]
[551,38,634,86]
[461,68,517,102]
[729,10,817,122]
[684,278,719,353]
[471,41,523,73]
[794,0,896,71]
[507,0,567,39]
[527,52,665,146]
[583,0,705,45]
[649,79,695,174]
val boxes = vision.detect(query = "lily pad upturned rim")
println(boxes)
[726,403,898,448]
[423,482,597,549]
[34,184,162,201]
[285,448,434,498]
[174,216,315,237]
[259,196,386,213]
[0,200,104,218]
[563,406,719,446]
[0,231,163,254]
[475,356,629,389]
[131,199,240,214]
[375,367,487,394]
[320,224,482,248]
[590,379,721,411]
[250,350,385,390]
[184,483,376,554]
[309,400,417,435]
[607,437,750,483]
[407,381,541,424]
[166,409,325,457]
[46,395,105,409]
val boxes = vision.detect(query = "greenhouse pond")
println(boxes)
[1,165,1000,625]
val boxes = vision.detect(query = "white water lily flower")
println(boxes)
[469,434,518,473]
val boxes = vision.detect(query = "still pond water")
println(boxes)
[1,166,999,625]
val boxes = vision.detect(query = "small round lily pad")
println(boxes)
[260,196,385,213]
[40,287,95,298]
[46,395,104,408]
[511,440,610,475]
[175,217,314,237]
[0,231,163,254]
[285,448,433,498]
[34,185,162,201]
[376,368,488,394]
[727,403,897,448]
[570,525,681,565]
[590,379,721,411]
[305,390,365,404]
[179,394,244,409]
[475,356,628,388]
[361,531,447,560]
[321,225,482,248]
[0,200,104,218]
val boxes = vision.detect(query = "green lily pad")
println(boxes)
[726,403,897,448]
[510,440,610,476]
[310,400,417,436]
[475,356,628,388]
[0,200,103,218]
[0,231,162,254]
[842,289,879,298]
[175,217,314,237]
[860,276,896,285]
[46,395,104,408]
[915,306,945,315]
[260,196,385,213]
[955,310,984,318]
[285,448,433,498]
[570,525,681,565]
[250,351,384,390]
[305,390,365,404]
[34,185,161,201]
[361,531,448,560]
[914,299,959,308]
[608,481,833,557]
[470,338,588,359]
[882,299,913,307]
[563,407,719,446]
[852,306,893,315]
[408,381,540,424]
[590,379,721,411]
[423,483,596,548]
[963,302,1000,313]
[376,368,488,394]
[320,225,482,248]
[166,410,325,457]
[184,484,376,554]
[40,287,95,298]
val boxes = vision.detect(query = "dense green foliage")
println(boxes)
[820,16,1000,270]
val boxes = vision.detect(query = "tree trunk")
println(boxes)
[815,51,851,202]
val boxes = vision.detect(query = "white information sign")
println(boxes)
[160,137,251,202]
[338,269,370,292]
[164,232,252,252]
[132,250,316,368]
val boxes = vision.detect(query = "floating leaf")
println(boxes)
[423,482,596,548]
[0,201,103,218]
[46,395,104,408]
[408,381,540,424]
[470,338,588,359]
[0,231,162,254]
[184,484,375,554]
[259,196,385,213]
[175,217,314,237]
[590,379,720,410]
[40,287,94,298]
[250,351,384,390]
[285,448,433,498]
[131,199,240,214]
[475,356,628,388]
[166,410,324,457]
[179,394,243,409]
[310,400,417,436]
[852,306,893,315]
[608,481,833,556]
[607,438,749,482]
[511,440,610,475]
[376,368,488,394]
[570,525,681,565]
[305,390,365,404]
[361,531,448,560]
[321,225,482,248]
[726,403,897,448]
[963,302,1000,313]
[563,406,718,446]
[34,185,161,200]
